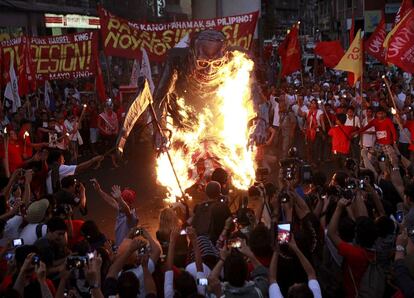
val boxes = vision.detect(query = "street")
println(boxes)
[77,139,166,239]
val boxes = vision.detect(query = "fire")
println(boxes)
[156,51,256,202]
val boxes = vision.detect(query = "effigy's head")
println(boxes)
[189,30,227,83]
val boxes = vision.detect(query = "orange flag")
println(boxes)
[335,29,363,87]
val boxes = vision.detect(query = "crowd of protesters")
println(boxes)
[0,65,413,298]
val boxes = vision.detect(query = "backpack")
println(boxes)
[36,223,45,239]
[349,251,385,298]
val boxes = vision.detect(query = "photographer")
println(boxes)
[0,245,55,296]
[327,198,382,298]
[209,238,269,297]
[115,227,161,298]
[34,217,69,278]
[46,149,103,194]
[54,175,87,216]
[269,236,322,298]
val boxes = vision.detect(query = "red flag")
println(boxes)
[17,37,36,96]
[95,56,107,102]
[386,9,414,73]
[314,41,344,68]
[348,14,355,86]
[365,11,387,64]
[395,0,413,25]
[278,24,301,77]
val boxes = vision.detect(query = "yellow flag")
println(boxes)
[334,29,363,86]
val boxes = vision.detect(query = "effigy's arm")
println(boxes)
[249,78,268,146]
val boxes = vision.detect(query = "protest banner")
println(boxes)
[99,6,258,61]
[30,31,99,81]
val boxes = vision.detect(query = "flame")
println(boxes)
[156,51,256,202]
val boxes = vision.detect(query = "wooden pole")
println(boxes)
[103,53,113,99]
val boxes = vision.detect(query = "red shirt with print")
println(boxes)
[328,125,355,154]
[362,118,397,145]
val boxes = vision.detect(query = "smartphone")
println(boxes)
[196,278,208,286]
[12,238,24,248]
[138,246,147,255]
[277,223,291,244]
[32,255,40,265]
[227,239,241,248]
[180,229,187,235]
[4,252,14,261]
[396,211,404,224]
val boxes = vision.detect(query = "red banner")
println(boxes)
[365,11,386,64]
[386,9,414,73]
[30,31,99,81]
[99,7,259,61]
[1,36,26,84]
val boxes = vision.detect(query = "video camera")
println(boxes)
[279,158,312,184]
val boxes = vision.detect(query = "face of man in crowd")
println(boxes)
[48,229,68,247]
[376,111,386,120]
[347,109,354,118]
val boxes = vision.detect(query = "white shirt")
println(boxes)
[269,280,322,298]
[0,215,23,246]
[270,96,280,127]
[292,104,308,129]
[54,124,67,150]
[286,94,296,106]
[64,119,83,145]
[125,259,155,298]
[46,164,77,194]
[361,118,376,148]
[20,223,47,245]
[397,92,406,110]
[345,115,361,128]
[306,109,324,128]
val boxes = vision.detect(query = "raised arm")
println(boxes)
[327,198,348,247]
[288,236,316,280]
[91,179,118,210]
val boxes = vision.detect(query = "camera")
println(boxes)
[66,256,88,270]
[134,228,144,237]
[138,246,148,255]
[278,190,289,203]
[280,158,312,184]
[378,153,386,162]
[227,239,242,248]
[32,255,40,265]
[12,238,24,248]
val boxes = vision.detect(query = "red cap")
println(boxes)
[122,188,136,206]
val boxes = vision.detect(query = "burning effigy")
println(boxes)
[119,30,265,202]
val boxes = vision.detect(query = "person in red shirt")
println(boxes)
[327,198,378,298]
[18,120,48,160]
[328,114,356,169]
[1,130,24,176]
[359,107,399,168]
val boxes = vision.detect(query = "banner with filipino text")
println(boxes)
[99,7,258,61]
[30,31,99,81]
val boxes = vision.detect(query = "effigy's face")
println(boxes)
[192,39,227,83]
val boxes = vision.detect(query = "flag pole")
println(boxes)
[146,94,186,199]
[103,54,113,98]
